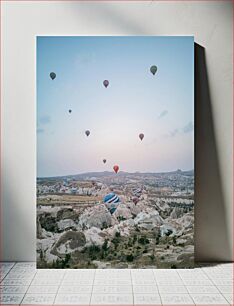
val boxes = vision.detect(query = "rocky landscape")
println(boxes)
[37,171,194,269]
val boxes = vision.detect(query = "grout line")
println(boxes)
[19,263,38,305]
[89,268,96,306]
[52,269,66,305]
[0,262,17,283]
[152,268,162,305]
[201,264,233,305]
[176,266,195,305]
[130,269,134,306]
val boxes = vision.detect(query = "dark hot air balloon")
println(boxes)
[113,165,119,174]
[103,80,109,88]
[139,133,144,141]
[132,197,139,205]
[150,65,157,75]
[85,130,90,137]
[103,159,107,164]
[50,72,56,80]
[68,109,72,113]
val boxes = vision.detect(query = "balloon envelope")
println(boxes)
[150,65,157,75]
[103,159,107,164]
[103,192,120,204]
[113,165,119,173]
[85,130,90,137]
[50,72,56,80]
[132,197,139,205]
[103,80,109,88]
[69,109,72,113]
[103,193,120,214]
[139,133,144,141]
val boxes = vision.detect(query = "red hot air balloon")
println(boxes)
[103,159,107,164]
[103,80,109,88]
[85,130,90,137]
[113,165,119,173]
[139,133,144,141]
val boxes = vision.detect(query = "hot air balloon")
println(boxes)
[133,187,142,198]
[103,159,107,164]
[139,133,144,141]
[113,165,119,174]
[150,65,157,75]
[50,72,56,80]
[103,192,120,214]
[132,197,139,205]
[85,130,90,137]
[103,80,109,88]
[68,109,72,113]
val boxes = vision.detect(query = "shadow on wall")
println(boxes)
[195,43,231,262]
[2,161,36,261]
[68,3,150,35]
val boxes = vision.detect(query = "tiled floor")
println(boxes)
[0,262,233,305]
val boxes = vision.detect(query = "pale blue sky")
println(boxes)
[37,36,194,177]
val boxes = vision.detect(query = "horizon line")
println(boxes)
[37,168,194,179]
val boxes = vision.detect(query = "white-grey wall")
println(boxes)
[1,1,233,261]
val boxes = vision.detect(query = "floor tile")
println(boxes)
[95,274,132,280]
[10,267,36,273]
[223,293,233,304]
[134,294,161,305]
[4,272,35,280]
[0,285,28,294]
[31,278,61,286]
[158,285,187,294]
[0,272,10,280]
[208,275,233,281]
[93,278,131,285]
[62,278,94,285]
[132,278,156,285]
[190,293,229,305]
[63,271,94,278]
[132,271,154,277]
[55,294,90,305]
[0,294,24,304]
[0,262,15,268]
[58,285,92,294]
[212,279,233,286]
[96,270,130,276]
[91,294,133,305]
[21,293,55,305]
[133,285,158,294]
[14,262,36,268]
[37,269,64,274]
[0,267,14,274]
[181,279,213,286]
[92,285,132,294]
[156,279,184,285]
[160,294,194,305]
[186,285,219,293]
[27,285,59,294]
[0,279,32,286]
[216,285,233,293]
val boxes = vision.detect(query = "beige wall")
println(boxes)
[1,1,233,261]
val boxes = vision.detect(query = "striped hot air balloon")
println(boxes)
[103,193,120,214]
[104,193,120,204]
[132,187,142,198]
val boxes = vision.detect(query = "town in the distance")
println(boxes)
[37,169,194,269]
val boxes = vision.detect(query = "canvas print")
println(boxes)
[37,36,194,269]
